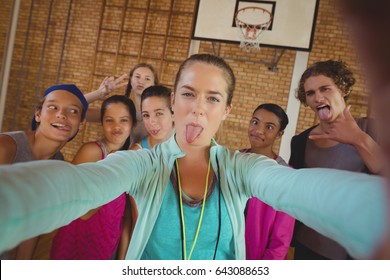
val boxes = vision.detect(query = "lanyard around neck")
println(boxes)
[175,158,211,260]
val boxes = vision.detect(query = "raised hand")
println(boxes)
[85,73,129,104]
[309,105,381,173]
[98,73,129,99]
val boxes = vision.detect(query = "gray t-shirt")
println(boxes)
[0,131,63,259]
[296,118,376,259]
[304,118,374,172]
[1,131,64,163]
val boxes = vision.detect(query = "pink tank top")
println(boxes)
[50,141,126,259]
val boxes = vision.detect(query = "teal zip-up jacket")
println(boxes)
[0,136,388,259]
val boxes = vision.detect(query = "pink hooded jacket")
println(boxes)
[243,152,295,260]
[245,197,295,259]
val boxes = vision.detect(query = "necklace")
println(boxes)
[175,158,211,260]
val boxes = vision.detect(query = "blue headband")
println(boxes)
[31,84,89,141]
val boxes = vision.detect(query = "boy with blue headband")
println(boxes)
[0,84,88,259]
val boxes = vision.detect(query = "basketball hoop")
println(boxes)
[235,6,272,51]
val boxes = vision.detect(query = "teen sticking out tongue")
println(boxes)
[290,60,382,260]
[0,84,88,260]
[317,104,331,121]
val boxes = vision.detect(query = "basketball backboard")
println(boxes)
[192,0,319,51]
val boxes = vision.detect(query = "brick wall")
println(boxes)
[0,0,369,161]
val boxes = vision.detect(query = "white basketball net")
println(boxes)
[235,7,272,51]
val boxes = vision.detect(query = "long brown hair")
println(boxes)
[124,63,159,98]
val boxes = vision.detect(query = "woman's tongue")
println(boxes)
[317,106,331,121]
[186,124,203,143]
